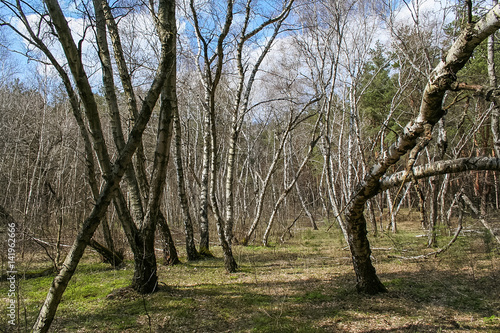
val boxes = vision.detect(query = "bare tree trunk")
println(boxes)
[343,5,500,294]
[101,0,150,201]
[489,0,500,158]
[209,98,238,272]
[33,99,165,330]
[134,4,178,286]
[262,122,320,246]
[158,212,180,266]
[94,0,145,223]
[198,107,212,257]
[31,0,175,330]
[480,170,491,217]
[96,0,179,285]
[427,176,438,247]
[386,185,410,234]
[189,0,235,266]
[385,190,396,233]
[366,199,377,235]
[89,239,123,266]
[381,157,500,189]
[223,0,293,246]
[224,121,238,245]
[462,193,500,244]
[173,105,200,261]
[320,92,349,242]
[295,181,318,230]
[37,28,119,263]
[415,181,427,229]
[439,174,451,228]
[16,0,119,268]
[323,138,349,241]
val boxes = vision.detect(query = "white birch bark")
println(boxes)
[241,99,319,245]
[344,4,500,294]
[189,0,237,268]
[262,125,321,246]
[32,0,175,331]
[225,1,293,245]
[461,193,500,244]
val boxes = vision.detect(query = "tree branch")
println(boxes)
[380,157,500,190]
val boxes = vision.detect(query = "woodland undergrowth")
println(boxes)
[1,215,499,332]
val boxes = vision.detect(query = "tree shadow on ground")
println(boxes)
[45,263,500,332]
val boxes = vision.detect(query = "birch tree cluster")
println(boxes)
[1,0,500,331]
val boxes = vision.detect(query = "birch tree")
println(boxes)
[187,0,237,270]
[344,3,500,294]
[0,0,177,331]
[223,0,294,246]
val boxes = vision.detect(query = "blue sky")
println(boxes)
[0,0,462,89]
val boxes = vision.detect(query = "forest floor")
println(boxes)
[1,216,500,332]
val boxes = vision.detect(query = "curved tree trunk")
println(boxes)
[94,0,178,287]
[344,5,500,294]
[158,212,180,266]
[31,0,175,331]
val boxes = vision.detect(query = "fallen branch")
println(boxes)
[30,236,71,248]
[461,193,500,244]
[88,239,124,267]
[280,209,304,243]
[30,235,124,267]
[388,210,463,260]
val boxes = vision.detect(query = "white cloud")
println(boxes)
[391,0,455,28]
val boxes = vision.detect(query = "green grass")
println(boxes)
[1,222,499,332]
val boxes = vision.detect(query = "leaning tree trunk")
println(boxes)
[17,0,122,266]
[94,0,146,223]
[32,80,167,330]
[32,0,174,331]
[95,0,179,285]
[158,212,180,265]
[134,3,178,288]
[102,0,151,203]
[343,5,500,294]
[262,127,320,246]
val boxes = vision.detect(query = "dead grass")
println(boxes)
[1,218,499,332]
